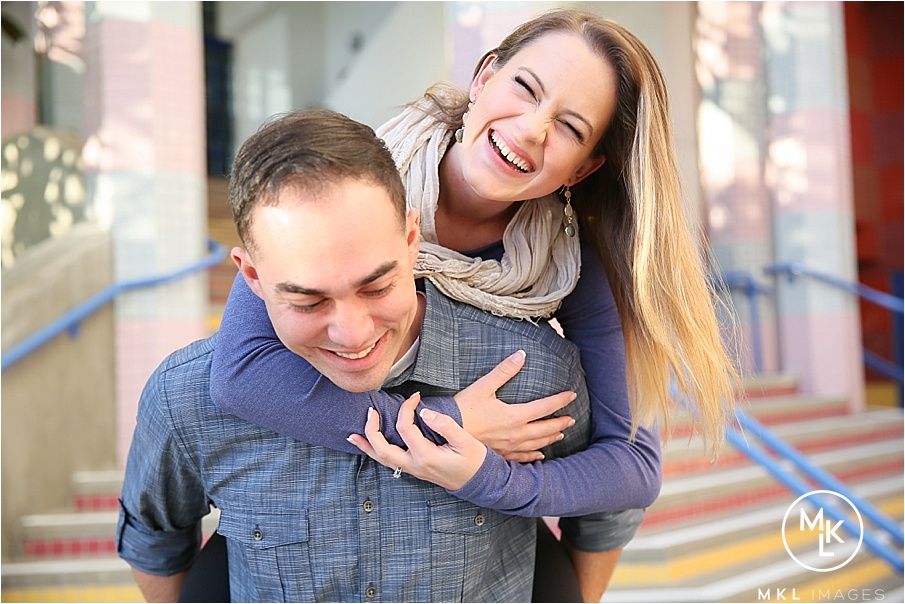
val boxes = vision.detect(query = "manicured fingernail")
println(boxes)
[557,433,565,441]
[367,408,374,420]
[420,408,437,422]
[568,418,576,427]
[512,350,526,362]
[569,391,577,401]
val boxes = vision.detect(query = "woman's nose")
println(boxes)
[517,110,548,145]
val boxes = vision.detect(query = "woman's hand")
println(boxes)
[347,393,487,491]
[454,350,577,462]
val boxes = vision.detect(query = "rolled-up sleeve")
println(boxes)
[117,364,211,575]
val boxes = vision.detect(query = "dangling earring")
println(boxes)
[454,101,475,143]
[562,186,575,237]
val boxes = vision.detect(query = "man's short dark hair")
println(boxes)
[229,109,407,250]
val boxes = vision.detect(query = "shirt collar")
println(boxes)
[383,279,460,391]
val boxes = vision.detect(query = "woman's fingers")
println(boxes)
[395,392,425,443]
[349,407,407,470]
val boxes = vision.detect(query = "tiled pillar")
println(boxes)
[695,2,780,375]
[1,1,38,140]
[82,2,208,465]
[696,1,864,410]
[761,1,864,409]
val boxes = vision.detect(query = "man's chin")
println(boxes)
[303,350,392,393]
[317,367,388,393]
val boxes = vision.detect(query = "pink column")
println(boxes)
[82,2,209,464]
[1,1,38,140]
[695,2,780,375]
[763,1,864,410]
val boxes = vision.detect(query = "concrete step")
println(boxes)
[604,552,903,603]
[739,373,799,399]
[738,394,852,425]
[606,405,904,603]
[20,508,221,560]
[666,393,850,439]
[662,409,904,476]
[618,479,903,574]
[609,488,903,600]
[644,437,903,529]
[1,556,136,589]
[71,470,123,512]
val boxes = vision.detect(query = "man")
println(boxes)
[117,110,596,602]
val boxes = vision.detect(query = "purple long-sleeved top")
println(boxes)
[209,236,661,516]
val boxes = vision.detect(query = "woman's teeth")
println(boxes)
[334,342,377,360]
[491,132,531,172]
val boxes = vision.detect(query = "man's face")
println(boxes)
[233,178,422,392]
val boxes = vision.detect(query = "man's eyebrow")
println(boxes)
[275,261,399,296]
[522,68,595,135]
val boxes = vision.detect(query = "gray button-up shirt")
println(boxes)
[117,280,590,602]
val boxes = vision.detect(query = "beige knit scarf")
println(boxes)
[377,100,581,320]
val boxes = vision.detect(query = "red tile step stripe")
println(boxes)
[24,537,117,558]
[662,424,904,476]
[73,494,121,513]
[665,404,848,439]
[642,457,903,528]
[23,530,218,561]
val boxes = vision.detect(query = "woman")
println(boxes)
[207,9,737,601]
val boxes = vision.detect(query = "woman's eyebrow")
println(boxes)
[522,68,595,135]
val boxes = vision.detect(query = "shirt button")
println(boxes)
[474,514,485,527]
[252,528,263,541]
[366,586,377,598]
[363,500,374,513]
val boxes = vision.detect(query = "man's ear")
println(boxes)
[405,208,421,265]
[232,246,265,300]
[564,155,606,187]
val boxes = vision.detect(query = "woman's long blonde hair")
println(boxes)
[423,9,739,453]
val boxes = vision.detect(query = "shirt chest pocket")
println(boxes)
[218,507,315,602]
[428,499,523,602]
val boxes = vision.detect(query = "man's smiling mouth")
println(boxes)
[490,132,532,173]
[333,342,377,360]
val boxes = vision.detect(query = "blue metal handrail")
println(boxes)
[713,262,904,571]
[718,271,772,373]
[766,261,905,314]
[1,239,228,371]
[766,261,904,395]
[729,411,904,571]
[727,414,904,572]
[723,262,904,389]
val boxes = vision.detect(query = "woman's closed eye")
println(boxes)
[515,75,585,142]
[515,75,538,101]
[560,120,585,142]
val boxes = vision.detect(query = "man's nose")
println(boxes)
[327,301,375,350]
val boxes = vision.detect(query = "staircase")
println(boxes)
[603,375,904,603]
[2,377,901,602]
[0,473,219,603]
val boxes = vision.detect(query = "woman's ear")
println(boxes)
[565,156,606,187]
[471,53,498,98]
